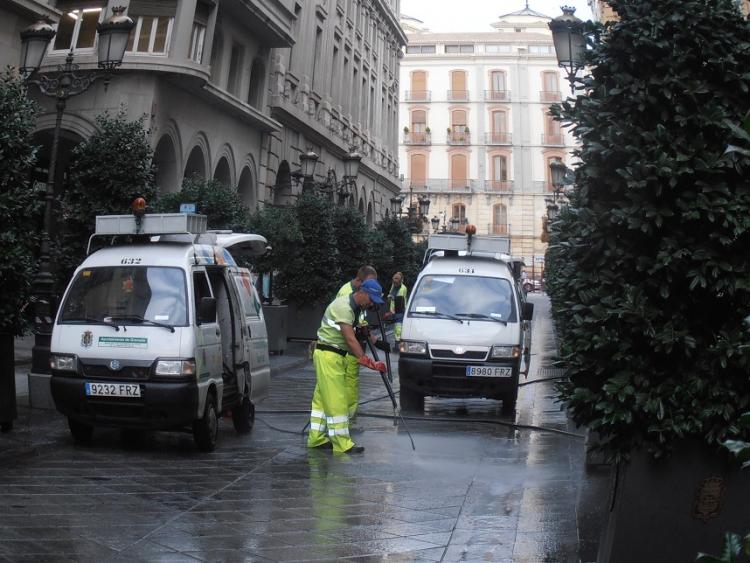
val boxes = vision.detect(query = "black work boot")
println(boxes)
[346,445,365,454]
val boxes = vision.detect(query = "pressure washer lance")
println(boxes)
[369,308,416,450]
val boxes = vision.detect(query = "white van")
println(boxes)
[397,230,533,414]
[49,212,270,451]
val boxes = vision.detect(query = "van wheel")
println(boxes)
[232,395,255,434]
[399,385,424,412]
[501,393,517,416]
[193,393,219,452]
[68,417,94,444]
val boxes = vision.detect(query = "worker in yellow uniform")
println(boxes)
[387,272,408,343]
[308,279,386,454]
[336,265,378,418]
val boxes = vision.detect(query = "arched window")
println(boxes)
[410,153,427,189]
[491,155,508,191]
[450,153,467,189]
[489,70,507,101]
[492,204,508,235]
[490,110,509,143]
[410,70,428,101]
[449,70,468,101]
[543,113,563,145]
[410,109,427,143]
[541,71,560,101]
[451,203,467,233]
[450,109,468,143]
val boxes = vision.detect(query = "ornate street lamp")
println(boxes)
[20,6,134,374]
[296,148,361,204]
[18,20,55,77]
[430,215,440,233]
[549,6,586,91]
[390,186,431,233]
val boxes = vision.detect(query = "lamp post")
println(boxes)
[294,147,362,205]
[20,7,134,374]
[548,6,586,92]
[390,184,431,233]
[297,148,362,205]
[546,159,572,222]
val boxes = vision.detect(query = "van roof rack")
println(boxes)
[423,233,512,265]
[87,213,208,254]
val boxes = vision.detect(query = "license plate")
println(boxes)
[85,382,141,397]
[466,366,513,378]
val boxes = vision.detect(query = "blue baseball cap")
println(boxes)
[360,279,385,304]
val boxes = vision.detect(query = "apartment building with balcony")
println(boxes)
[398,5,576,260]
[2,0,404,226]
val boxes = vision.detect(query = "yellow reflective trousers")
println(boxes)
[308,349,356,453]
[344,353,359,418]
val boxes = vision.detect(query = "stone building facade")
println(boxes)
[263,0,406,223]
[398,6,576,263]
[1,0,404,224]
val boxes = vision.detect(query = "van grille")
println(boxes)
[430,349,488,361]
[81,363,151,380]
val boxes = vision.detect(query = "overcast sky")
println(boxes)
[400,0,593,32]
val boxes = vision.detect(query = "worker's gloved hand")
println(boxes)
[358,355,387,373]
[374,340,391,353]
[382,311,394,319]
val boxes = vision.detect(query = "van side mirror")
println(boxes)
[394,295,406,314]
[522,302,534,321]
[198,297,216,324]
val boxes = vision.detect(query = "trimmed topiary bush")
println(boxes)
[547,0,750,458]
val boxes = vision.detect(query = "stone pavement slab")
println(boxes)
[0,295,610,562]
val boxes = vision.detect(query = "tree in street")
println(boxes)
[57,109,155,292]
[0,69,42,430]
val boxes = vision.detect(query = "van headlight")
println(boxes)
[491,346,521,359]
[399,341,428,356]
[155,359,196,377]
[50,354,78,372]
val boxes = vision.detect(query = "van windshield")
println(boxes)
[59,266,188,327]
[409,274,517,322]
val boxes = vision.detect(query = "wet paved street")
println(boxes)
[0,294,610,562]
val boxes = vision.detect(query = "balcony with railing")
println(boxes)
[485,132,512,145]
[540,90,562,102]
[447,129,471,145]
[484,90,510,102]
[404,90,431,102]
[483,180,514,192]
[447,90,470,102]
[403,131,432,145]
[541,134,565,146]
[405,178,481,193]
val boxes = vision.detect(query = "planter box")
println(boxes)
[262,305,288,355]
[598,441,750,563]
[286,303,326,341]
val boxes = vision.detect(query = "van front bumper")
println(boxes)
[51,375,199,430]
[398,356,520,399]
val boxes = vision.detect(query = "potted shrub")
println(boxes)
[545,0,750,561]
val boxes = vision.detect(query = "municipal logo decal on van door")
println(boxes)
[81,331,93,348]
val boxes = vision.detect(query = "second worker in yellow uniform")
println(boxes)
[336,265,378,417]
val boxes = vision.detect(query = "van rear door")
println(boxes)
[229,268,270,401]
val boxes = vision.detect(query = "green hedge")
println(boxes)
[547,0,750,457]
